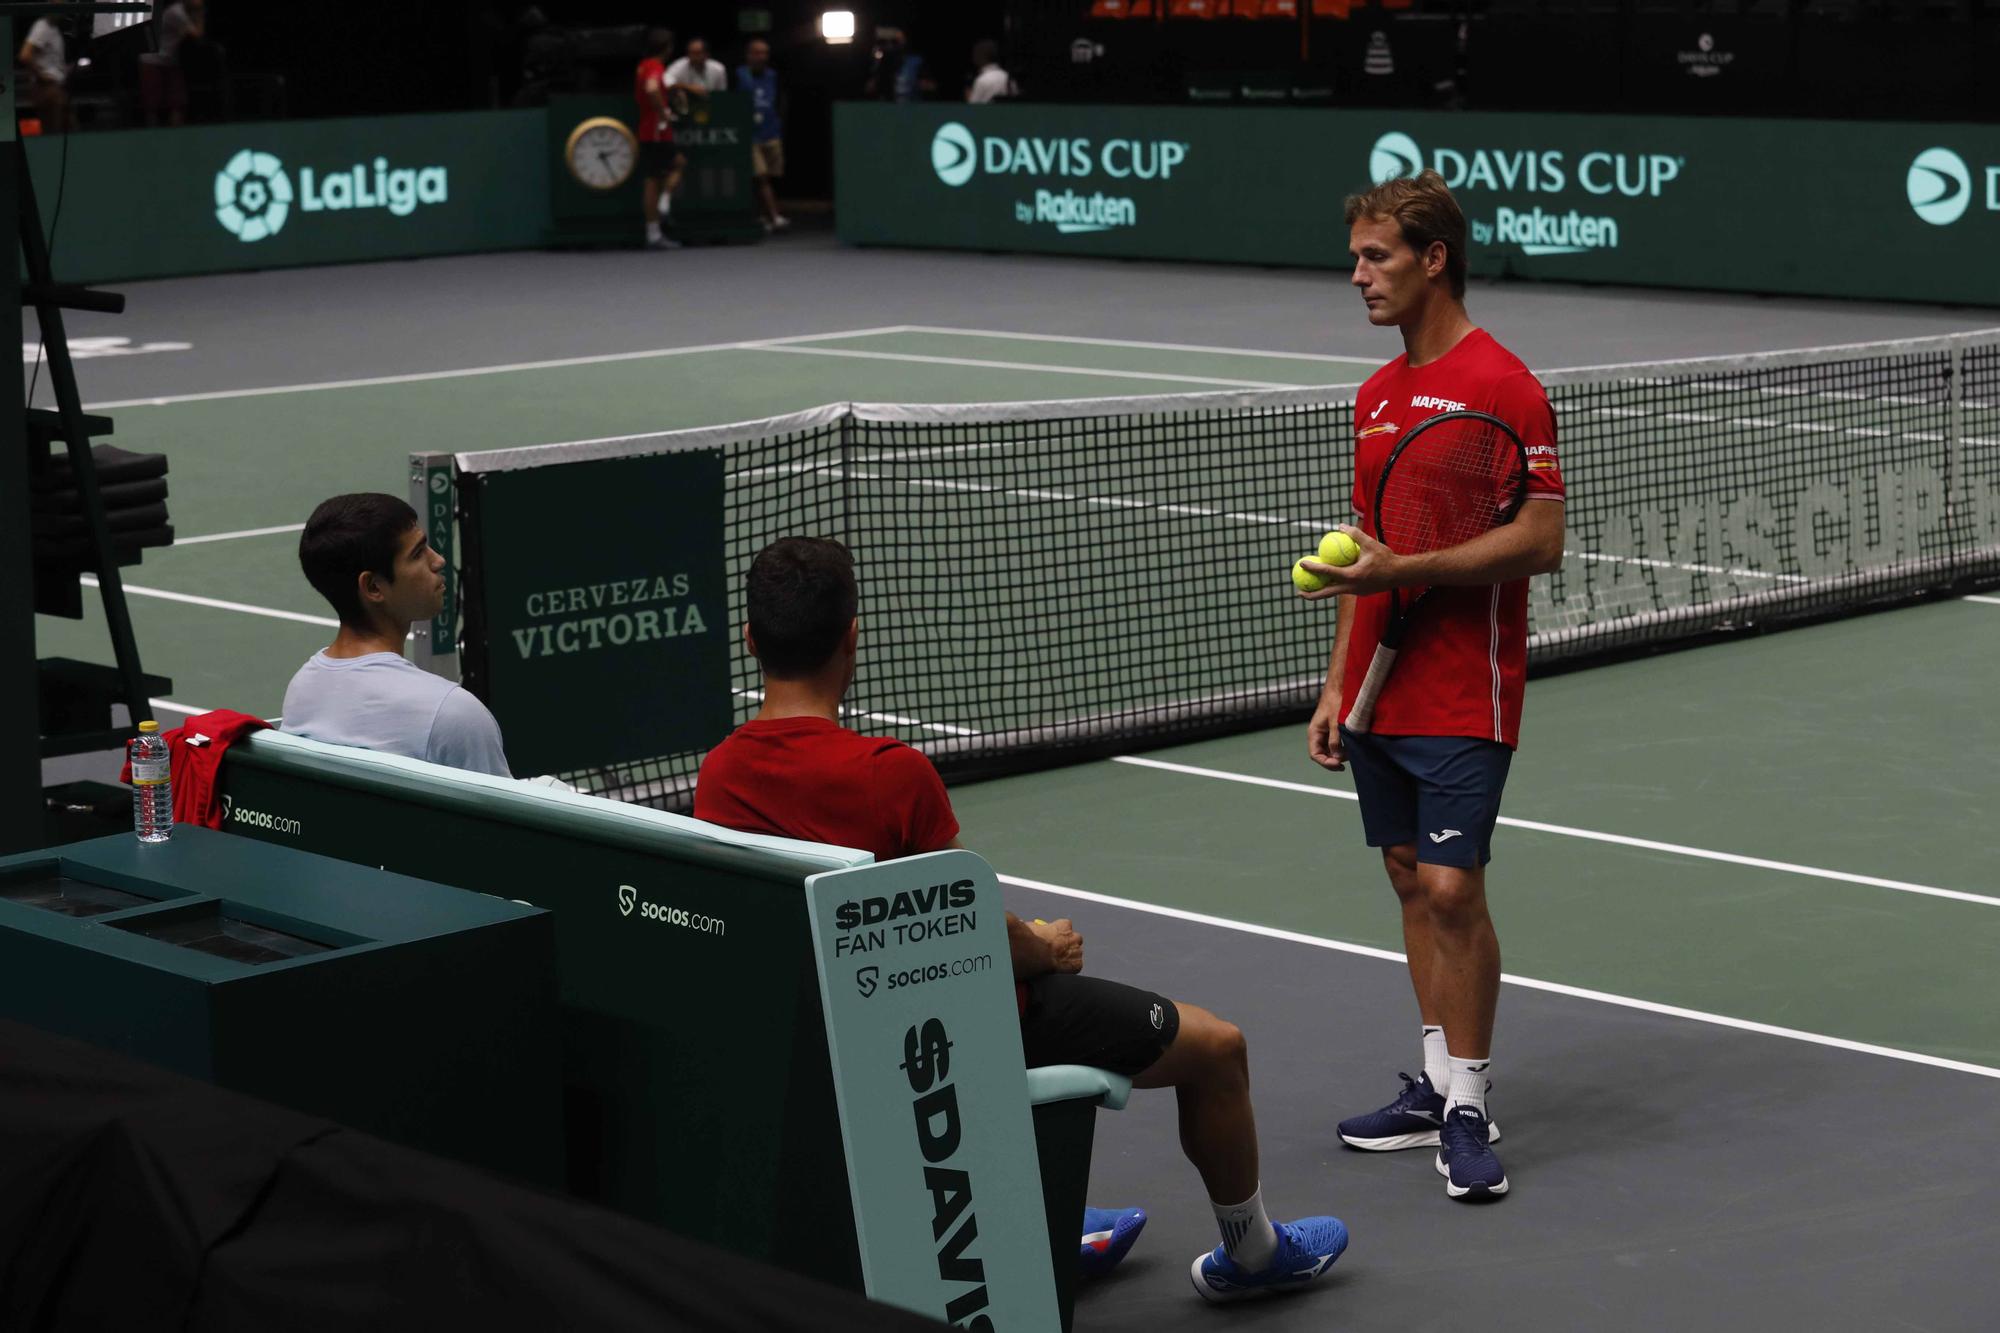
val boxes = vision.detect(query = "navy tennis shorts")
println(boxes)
[1340,728,1514,868]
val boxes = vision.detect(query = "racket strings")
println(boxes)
[1377,423,1522,558]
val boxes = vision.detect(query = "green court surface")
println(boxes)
[39,324,2000,1084]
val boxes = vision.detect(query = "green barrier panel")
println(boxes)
[835,103,2000,306]
[26,109,551,284]
[457,446,732,778]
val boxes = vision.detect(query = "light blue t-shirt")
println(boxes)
[280,651,511,777]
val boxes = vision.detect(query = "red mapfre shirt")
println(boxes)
[693,716,960,862]
[634,58,672,142]
[1343,328,1565,747]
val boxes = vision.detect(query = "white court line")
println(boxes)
[1966,595,2000,606]
[994,871,2000,1082]
[752,343,1304,390]
[1109,754,2000,910]
[80,326,921,410]
[174,522,306,545]
[895,325,1384,367]
[148,698,218,716]
[79,574,338,628]
[731,687,980,738]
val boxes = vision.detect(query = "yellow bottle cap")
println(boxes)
[137,720,160,733]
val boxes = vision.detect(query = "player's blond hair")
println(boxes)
[1344,169,1468,300]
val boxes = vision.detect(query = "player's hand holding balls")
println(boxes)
[1292,529,1361,595]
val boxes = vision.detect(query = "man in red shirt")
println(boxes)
[1297,169,1565,1201]
[698,538,1347,1303]
[634,28,684,250]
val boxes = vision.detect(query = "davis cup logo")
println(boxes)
[932,121,977,187]
[1370,131,1422,185]
[215,149,293,242]
[1907,147,1970,226]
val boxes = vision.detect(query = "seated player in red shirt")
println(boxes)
[695,538,1347,1304]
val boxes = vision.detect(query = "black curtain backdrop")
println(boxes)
[0,1020,943,1333]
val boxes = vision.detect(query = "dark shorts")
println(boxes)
[640,140,682,176]
[1341,728,1514,868]
[1019,973,1180,1076]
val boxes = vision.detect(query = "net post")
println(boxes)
[408,451,459,680]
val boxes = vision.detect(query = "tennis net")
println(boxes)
[439,327,2000,807]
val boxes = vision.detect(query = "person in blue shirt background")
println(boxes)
[864,26,933,103]
[736,37,788,233]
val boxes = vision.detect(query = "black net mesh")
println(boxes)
[449,332,2000,809]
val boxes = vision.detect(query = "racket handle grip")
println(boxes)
[1342,645,1398,735]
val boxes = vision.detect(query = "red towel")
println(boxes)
[119,710,272,829]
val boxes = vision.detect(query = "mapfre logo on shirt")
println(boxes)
[1410,394,1467,411]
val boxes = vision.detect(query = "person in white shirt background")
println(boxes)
[966,39,1018,105]
[664,35,727,107]
[17,12,71,132]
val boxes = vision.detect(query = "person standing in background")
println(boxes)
[736,37,788,233]
[966,38,1018,104]
[634,28,683,250]
[139,0,204,127]
[17,10,71,133]
[665,36,727,101]
[864,26,933,102]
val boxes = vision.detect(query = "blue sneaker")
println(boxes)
[1435,1105,1509,1199]
[1079,1205,1146,1279]
[1338,1072,1500,1152]
[1189,1216,1348,1303]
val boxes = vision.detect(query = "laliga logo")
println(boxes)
[215,149,294,243]
[1370,131,1423,185]
[1907,147,1970,226]
[932,121,977,187]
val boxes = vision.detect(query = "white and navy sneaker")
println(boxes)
[1337,1072,1500,1152]
[1435,1105,1509,1199]
[1189,1216,1348,1304]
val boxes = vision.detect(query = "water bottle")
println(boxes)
[129,720,172,843]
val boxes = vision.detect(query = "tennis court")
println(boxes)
[32,240,2000,1329]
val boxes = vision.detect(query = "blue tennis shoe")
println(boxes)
[1338,1072,1500,1151]
[1189,1216,1348,1303]
[1079,1206,1147,1279]
[1436,1105,1509,1199]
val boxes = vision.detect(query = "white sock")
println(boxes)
[1445,1054,1491,1117]
[645,220,662,243]
[1211,1186,1278,1270]
[1421,1025,1450,1094]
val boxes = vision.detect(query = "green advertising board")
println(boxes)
[25,109,551,284]
[836,103,2000,306]
[458,447,732,778]
[805,853,1058,1330]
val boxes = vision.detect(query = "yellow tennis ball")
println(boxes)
[1292,557,1331,593]
[1318,531,1361,566]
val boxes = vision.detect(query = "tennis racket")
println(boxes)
[1342,409,1530,734]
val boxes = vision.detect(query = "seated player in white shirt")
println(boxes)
[281,493,511,777]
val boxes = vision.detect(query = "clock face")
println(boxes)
[568,121,637,191]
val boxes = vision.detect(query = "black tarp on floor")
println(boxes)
[0,1019,942,1333]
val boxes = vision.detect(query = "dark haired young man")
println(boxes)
[281,493,510,777]
[1296,169,1565,1200]
[696,538,1347,1303]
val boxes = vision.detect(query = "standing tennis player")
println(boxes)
[1296,169,1565,1200]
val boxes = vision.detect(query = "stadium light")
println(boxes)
[820,10,856,44]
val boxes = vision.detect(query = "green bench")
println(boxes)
[218,730,1124,1327]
